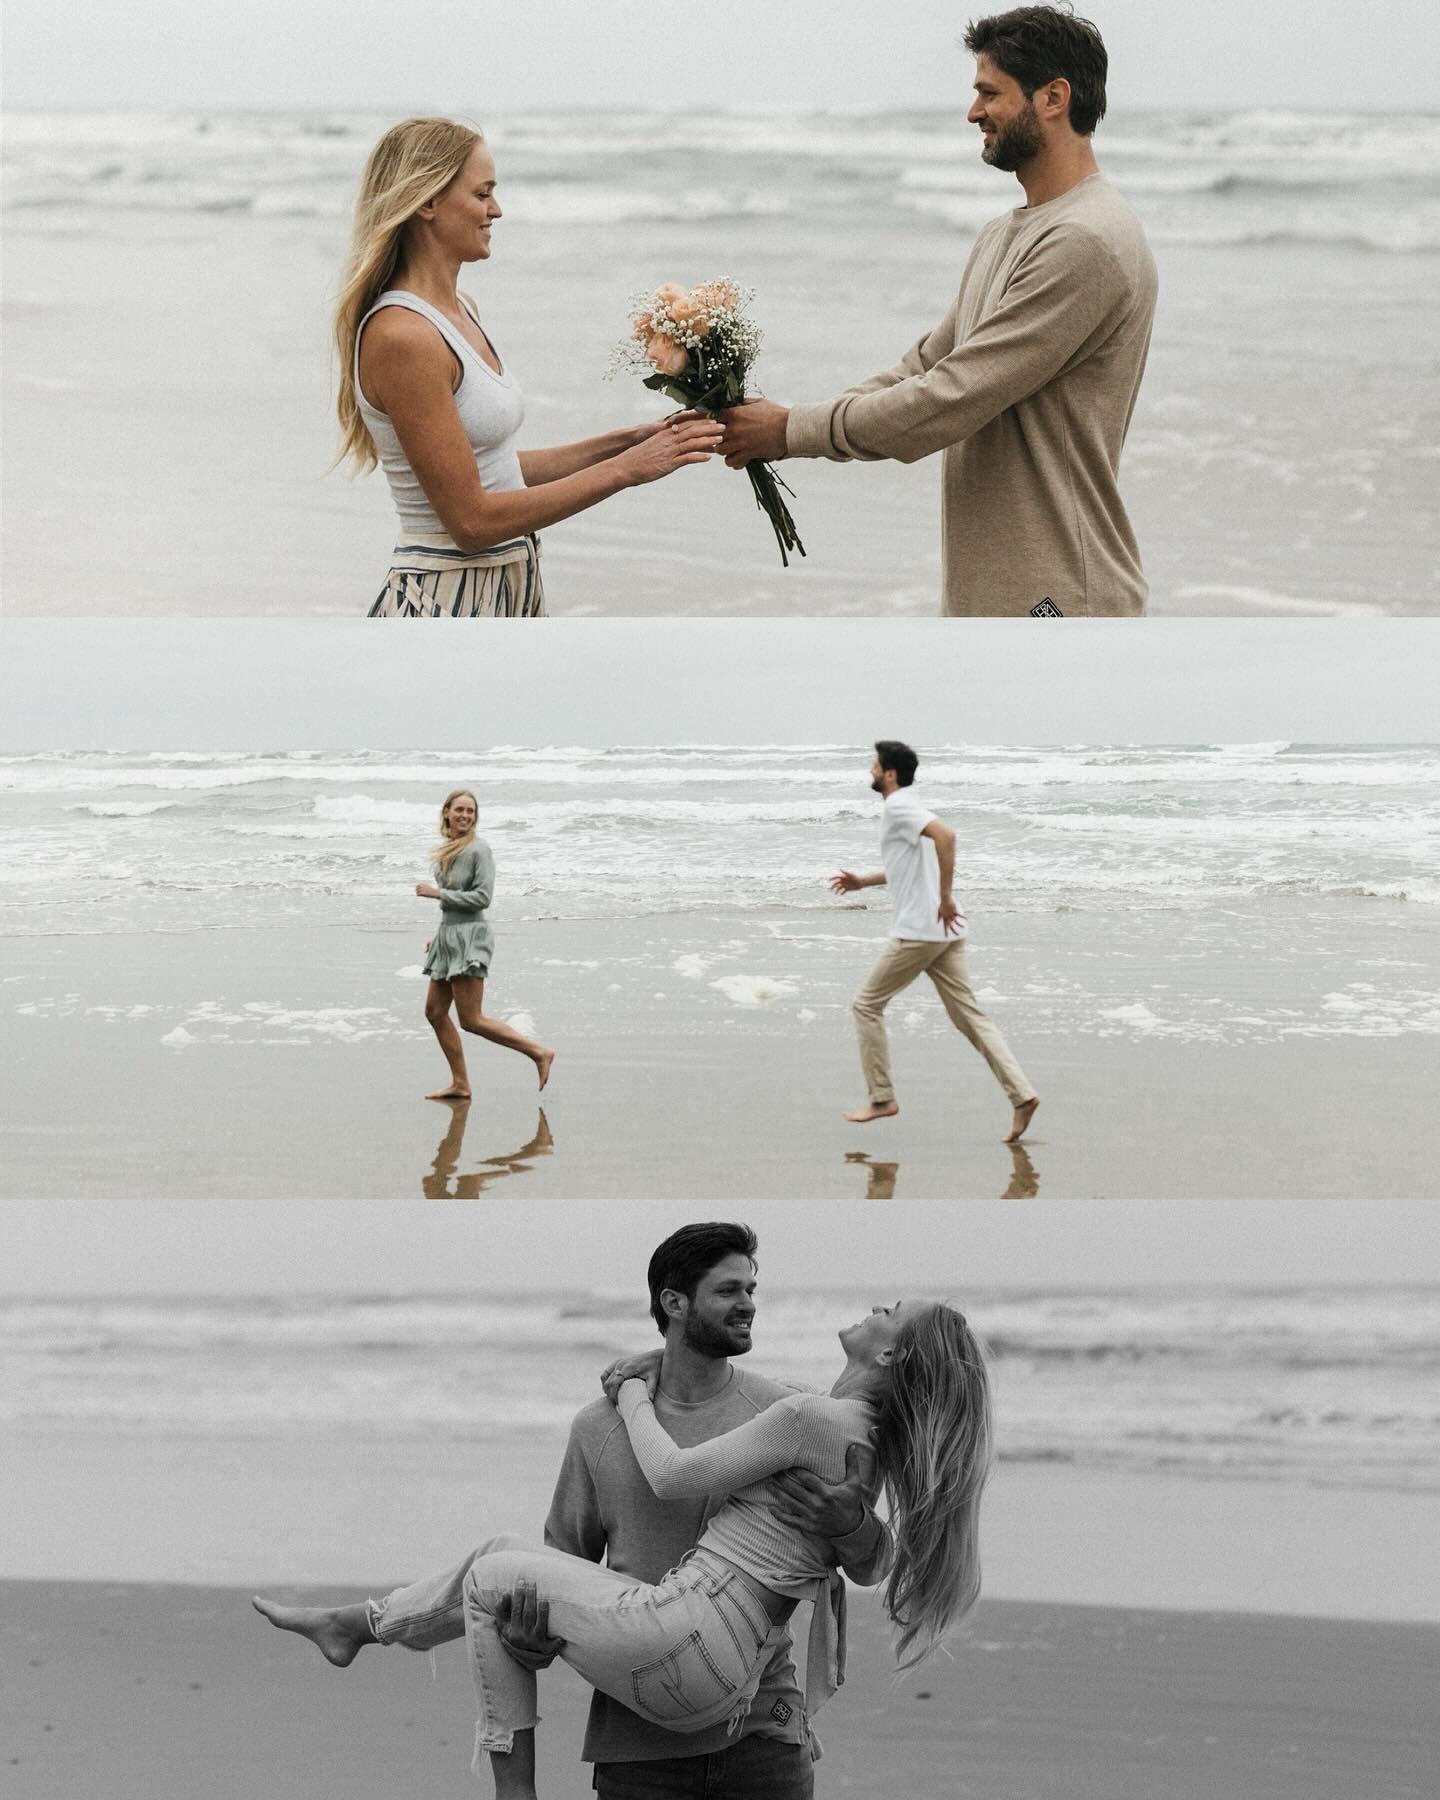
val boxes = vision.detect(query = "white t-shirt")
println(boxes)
[880,788,967,942]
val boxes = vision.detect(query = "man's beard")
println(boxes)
[870,777,886,794]
[983,102,1044,171]
[683,1311,752,1358]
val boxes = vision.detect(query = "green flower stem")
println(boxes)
[640,369,805,566]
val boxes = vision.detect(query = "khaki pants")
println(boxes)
[852,938,1034,1107]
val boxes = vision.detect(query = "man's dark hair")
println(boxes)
[964,5,1108,136]
[875,739,919,788]
[647,1222,758,1334]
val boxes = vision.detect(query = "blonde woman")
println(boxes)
[256,1299,992,1800]
[417,788,553,1099]
[338,117,723,617]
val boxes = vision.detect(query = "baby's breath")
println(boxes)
[609,276,805,566]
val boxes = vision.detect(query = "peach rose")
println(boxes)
[668,293,711,336]
[645,333,690,377]
[652,282,688,312]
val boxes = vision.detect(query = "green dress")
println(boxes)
[423,841,496,981]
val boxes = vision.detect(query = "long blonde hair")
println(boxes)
[334,117,483,473]
[434,788,479,876]
[873,1302,994,1667]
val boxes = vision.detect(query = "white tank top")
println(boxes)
[355,289,527,538]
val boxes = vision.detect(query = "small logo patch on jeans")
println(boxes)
[1030,598,1064,617]
[769,1700,793,1725]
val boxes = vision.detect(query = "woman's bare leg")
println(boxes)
[251,1597,375,1666]
[452,978,555,1091]
[487,1730,537,1800]
[424,978,471,1099]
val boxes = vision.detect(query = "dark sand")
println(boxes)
[5,1580,1436,1799]
[3,918,1438,1198]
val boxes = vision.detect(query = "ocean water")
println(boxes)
[3,744,1438,1053]
[3,108,1436,614]
[2,1284,1436,1494]
[7,106,1439,252]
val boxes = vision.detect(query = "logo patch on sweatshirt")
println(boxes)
[769,1700,794,1725]
[1030,598,1064,617]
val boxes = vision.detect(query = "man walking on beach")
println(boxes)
[834,741,1039,1140]
[499,1221,889,1800]
[719,5,1157,617]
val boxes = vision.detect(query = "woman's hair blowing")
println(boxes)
[873,1302,994,1666]
[333,117,482,473]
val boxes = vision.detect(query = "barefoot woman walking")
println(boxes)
[419,788,553,1099]
[338,118,721,616]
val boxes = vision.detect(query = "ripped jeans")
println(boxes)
[370,1536,781,1759]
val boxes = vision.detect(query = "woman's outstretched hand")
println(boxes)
[415,882,440,898]
[616,416,725,486]
[600,1348,664,1406]
[623,409,707,447]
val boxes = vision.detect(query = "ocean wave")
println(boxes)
[897,187,1440,254]
[7,106,1439,250]
[8,750,1440,793]
[5,1286,1438,1490]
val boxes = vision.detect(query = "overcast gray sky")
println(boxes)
[5,1198,1438,1294]
[1,620,1435,748]
[5,0,1438,111]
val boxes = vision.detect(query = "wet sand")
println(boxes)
[2,917,1437,1198]
[10,1426,1440,1624]
[6,1579,1436,1800]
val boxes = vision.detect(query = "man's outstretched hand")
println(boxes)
[494,1576,566,1672]
[769,1440,877,1541]
[717,397,790,469]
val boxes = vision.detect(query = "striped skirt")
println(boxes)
[369,533,545,618]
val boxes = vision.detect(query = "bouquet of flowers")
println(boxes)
[614,278,804,566]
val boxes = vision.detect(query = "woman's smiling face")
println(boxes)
[423,141,502,263]
[444,792,478,836]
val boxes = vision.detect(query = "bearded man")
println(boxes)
[720,5,1158,618]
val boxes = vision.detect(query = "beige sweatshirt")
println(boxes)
[786,174,1158,617]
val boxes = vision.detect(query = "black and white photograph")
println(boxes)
[6,1200,1440,1799]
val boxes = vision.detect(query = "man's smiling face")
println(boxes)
[967,54,1046,171]
[678,1252,758,1358]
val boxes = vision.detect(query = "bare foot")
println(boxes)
[251,1597,375,1666]
[1006,1096,1040,1143]
[536,1049,556,1092]
[426,1084,471,1102]
[843,1101,900,1123]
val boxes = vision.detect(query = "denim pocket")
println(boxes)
[630,1630,737,1722]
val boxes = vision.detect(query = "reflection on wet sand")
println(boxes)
[422,1106,555,1198]
[845,1152,899,1201]
[1002,1143,1039,1199]
[846,1142,1040,1200]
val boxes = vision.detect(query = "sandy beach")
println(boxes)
[3,913,1437,1198]
[6,1579,1436,1800]
[7,1423,1439,1797]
